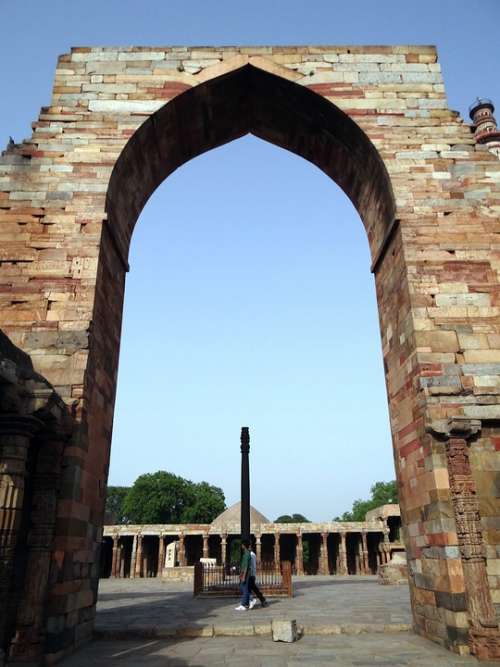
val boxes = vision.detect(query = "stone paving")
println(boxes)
[62,634,496,666]
[57,577,500,665]
[95,576,412,637]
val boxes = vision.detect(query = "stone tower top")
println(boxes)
[469,97,500,156]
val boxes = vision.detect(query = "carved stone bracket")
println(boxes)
[426,417,481,441]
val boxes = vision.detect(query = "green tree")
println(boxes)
[105,486,130,524]
[275,513,310,523]
[180,481,226,523]
[122,471,226,524]
[123,471,193,524]
[334,481,398,522]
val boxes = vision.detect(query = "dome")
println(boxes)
[210,502,270,533]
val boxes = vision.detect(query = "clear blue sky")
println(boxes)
[1,1,499,521]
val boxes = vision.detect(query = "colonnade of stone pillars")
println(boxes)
[103,528,392,578]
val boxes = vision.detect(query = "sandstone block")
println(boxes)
[272,619,298,642]
[88,99,165,113]
[117,52,165,61]
[415,330,459,353]
[464,350,500,363]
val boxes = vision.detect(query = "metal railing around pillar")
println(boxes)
[193,560,292,597]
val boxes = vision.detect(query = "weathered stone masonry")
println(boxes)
[0,45,499,661]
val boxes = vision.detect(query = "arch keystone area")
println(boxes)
[0,45,500,662]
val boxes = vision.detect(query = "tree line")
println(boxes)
[333,481,398,521]
[105,471,226,524]
[106,472,397,526]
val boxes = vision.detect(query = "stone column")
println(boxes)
[134,534,143,578]
[111,536,119,578]
[295,532,304,575]
[4,422,67,664]
[178,533,186,567]
[220,534,227,567]
[339,532,348,575]
[157,534,165,576]
[202,533,209,559]
[355,538,362,575]
[0,414,42,657]
[361,532,369,574]
[437,419,500,660]
[383,529,391,564]
[274,533,281,569]
[319,532,329,575]
[255,534,262,567]
[130,534,138,578]
[119,545,125,578]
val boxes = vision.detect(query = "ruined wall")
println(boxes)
[0,46,499,661]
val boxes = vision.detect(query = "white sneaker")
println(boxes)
[234,604,248,611]
[249,599,257,609]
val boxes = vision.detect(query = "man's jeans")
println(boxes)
[239,577,250,607]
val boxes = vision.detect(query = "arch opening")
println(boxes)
[105,64,396,261]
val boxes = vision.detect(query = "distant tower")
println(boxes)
[469,98,500,157]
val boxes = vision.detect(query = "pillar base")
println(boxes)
[470,626,500,661]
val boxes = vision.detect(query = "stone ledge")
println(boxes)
[93,622,412,640]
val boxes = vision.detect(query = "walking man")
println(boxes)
[249,546,267,608]
[235,539,252,611]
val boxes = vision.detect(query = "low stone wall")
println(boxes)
[161,566,194,583]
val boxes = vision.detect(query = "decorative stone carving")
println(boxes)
[431,419,500,660]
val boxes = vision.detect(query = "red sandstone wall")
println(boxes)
[1,46,499,659]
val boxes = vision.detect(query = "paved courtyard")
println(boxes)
[95,576,411,636]
[58,577,500,665]
[63,634,493,666]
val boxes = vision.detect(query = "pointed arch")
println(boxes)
[105,64,396,262]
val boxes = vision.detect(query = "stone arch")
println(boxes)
[105,63,396,262]
[2,45,500,661]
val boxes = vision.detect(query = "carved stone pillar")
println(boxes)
[361,532,369,574]
[440,419,500,660]
[130,534,138,579]
[5,422,67,664]
[339,532,348,575]
[178,533,186,567]
[0,414,42,658]
[202,533,209,559]
[111,536,119,578]
[119,544,125,578]
[255,534,262,567]
[134,534,143,578]
[295,532,304,575]
[220,534,227,567]
[274,533,281,568]
[158,534,165,576]
[319,532,329,575]
[355,538,362,575]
